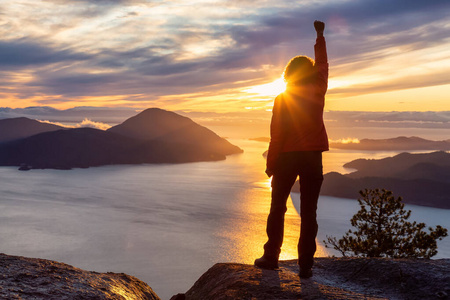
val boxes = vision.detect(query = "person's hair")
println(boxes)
[283,56,316,85]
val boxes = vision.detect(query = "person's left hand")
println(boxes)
[314,20,325,34]
[265,168,274,177]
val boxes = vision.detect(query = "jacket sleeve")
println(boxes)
[314,36,328,96]
[266,95,284,172]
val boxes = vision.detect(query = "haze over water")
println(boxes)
[0,132,449,299]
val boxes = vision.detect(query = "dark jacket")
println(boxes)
[267,36,329,172]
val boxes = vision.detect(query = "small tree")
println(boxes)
[324,188,448,258]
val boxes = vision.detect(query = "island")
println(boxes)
[330,136,450,151]
[290,151,450,209]
[0,108,243,170]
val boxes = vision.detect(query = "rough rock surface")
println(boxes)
[176,258,450,300]
[3,253,449,300]
[0,253,160,300]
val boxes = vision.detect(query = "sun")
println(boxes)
[244,78,287,97]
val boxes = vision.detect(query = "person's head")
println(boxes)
[283,56,316,86]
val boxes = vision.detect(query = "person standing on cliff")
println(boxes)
[255,20,329,279]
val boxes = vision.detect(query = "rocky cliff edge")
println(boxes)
[174,258,450,300]
[1,253,449,300]
[0,253,160,300]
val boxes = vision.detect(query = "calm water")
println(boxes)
[0,139,448,299]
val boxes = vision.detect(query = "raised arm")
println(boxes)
[314,20,325,38]
[313,20,328,95]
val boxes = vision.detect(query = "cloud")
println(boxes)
[0,106,61,119]
[0,39,90,68]
[45,0,151,4]
[38,118,113,131]
[75,118,112,130]
[328,138,360,144]
[0,106,137,124]
[0,0,449,109]
[37,119,69,127]
[328,70,450,97]
[324,111,450,129]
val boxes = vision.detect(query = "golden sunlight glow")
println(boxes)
[327,79,353,90]
[330,138,360,144]
[259,178,272,190]
[181,37,235,60]
[326,83,450,112]
[221,172,328,264]
[109,285,138,300]
[244,78,287,97]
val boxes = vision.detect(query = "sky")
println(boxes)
[0,0,449,113]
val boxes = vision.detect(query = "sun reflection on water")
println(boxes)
[219,169,327,264]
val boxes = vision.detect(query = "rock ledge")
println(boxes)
[175,257,450,300]
[0,253,160,300]
[2,253,449,300]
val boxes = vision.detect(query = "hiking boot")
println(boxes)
[299,268,313,278]
[254,256,279,270]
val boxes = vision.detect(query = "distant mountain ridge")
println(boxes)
[0,108,243,170]
[0,117,64,143]
[343,151,450,180]
[330,136,450,151]
[310,151,450,209]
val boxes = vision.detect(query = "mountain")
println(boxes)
[108,108,193,140]
[319,172,450,208]
[291,151,450,209]
[108,108,242,156]
[0,117,63,143]
[0,128,139,169]
[0,108,243,170]
[330,136,450,151]
[343,151,450,179]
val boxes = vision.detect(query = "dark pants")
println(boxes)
[263,151,323,269]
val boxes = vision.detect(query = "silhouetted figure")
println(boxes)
[255,20,329,279]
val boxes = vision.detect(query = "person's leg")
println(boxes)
[297,151,323,272]
[256,153,298,269]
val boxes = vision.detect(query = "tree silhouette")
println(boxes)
[324,188,448,258]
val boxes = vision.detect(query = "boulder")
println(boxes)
[0,253,160,300]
